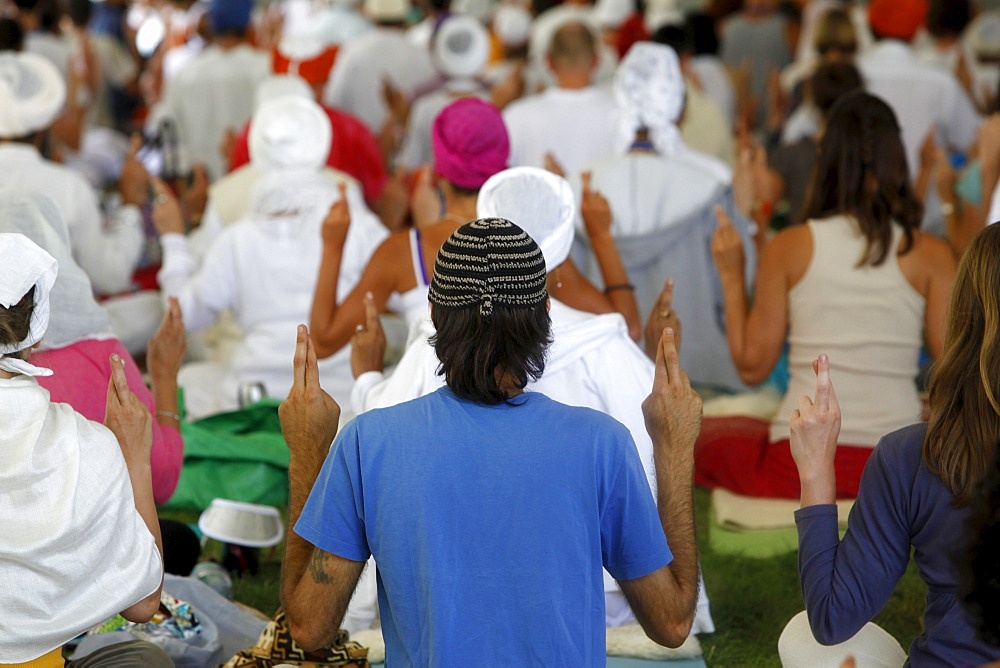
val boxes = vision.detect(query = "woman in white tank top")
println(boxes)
[695,91,957,499]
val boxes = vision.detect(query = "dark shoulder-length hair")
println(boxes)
[803,90,922,267]
[924,224,1000,507]
[0,285,35,362]
[430,301,552,405]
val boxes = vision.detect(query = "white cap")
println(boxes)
[493,4,532,47]
[0,53,67,138]
[254,74,314,112]
[249,95,332,171]
[476,166,577,271]
[593,0,633,29]
[644,0,683,34]
[364,0,410,22]
[433,14,491,79]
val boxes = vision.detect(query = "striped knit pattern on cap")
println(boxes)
[429,217,547,318]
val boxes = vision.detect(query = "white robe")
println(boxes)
[502,86,619,176]
[0,144,143,296]
[0,377,161,662]
[322,28,437,134]
[158,185,388,421]
[150,44,271,179]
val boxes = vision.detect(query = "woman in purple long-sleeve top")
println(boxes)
[781,223,1000,666]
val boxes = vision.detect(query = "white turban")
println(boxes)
[492,4,532,47]
[0,53,67,138]
[253,74,313,111]
[0,233,58,376]
[613,41,685,157]
[249,95,332,172]
[476,166,576,270]
[432,14,490,79]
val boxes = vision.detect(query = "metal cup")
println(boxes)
[237,381,266,408]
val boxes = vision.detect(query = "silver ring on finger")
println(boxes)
[659,309,671,319]
[355,324,366,334]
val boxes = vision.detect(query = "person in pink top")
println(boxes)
[1,188,185,505]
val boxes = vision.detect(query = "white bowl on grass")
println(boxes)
[198,499,285,548]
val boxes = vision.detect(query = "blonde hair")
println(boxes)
[813,7,857,57]
[924,224,1000,506]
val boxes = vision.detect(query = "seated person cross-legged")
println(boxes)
[696,91,956,499]
[278,219,704,663]
[0,233,170,668]
[777,223,1000,665]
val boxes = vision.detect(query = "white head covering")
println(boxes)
[0,189,112,353]
[593,0,633,29]
[249,95,332,171]
[0,53,67,138]
[253,74,314,111]
[492,4,532,47]
[0,233,57,377]
[613,41,685,156]
[432,14,490,79]
[364,0,410,22]
[476,166,576,270]
[249,169,338,236]
[644,0,682,33]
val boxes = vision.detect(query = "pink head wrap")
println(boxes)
[432,98,509,190]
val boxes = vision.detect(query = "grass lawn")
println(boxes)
[161,488,927,665]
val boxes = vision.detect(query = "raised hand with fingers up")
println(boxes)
[789,354,841,507]
[150,177,186,236]
[644,279,682,360]
[280,325,342,467]
[642,327,702,458]
[321,181,351,246]
[711,205,746,279]
[104,353,153,465]
[351,292,386,378]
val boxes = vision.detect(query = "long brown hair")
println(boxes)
[924,224,1000,506]
[803,91,922,267]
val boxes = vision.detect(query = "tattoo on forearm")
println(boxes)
[309,549,333,585]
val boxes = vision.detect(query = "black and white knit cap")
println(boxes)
[429,218,547,318]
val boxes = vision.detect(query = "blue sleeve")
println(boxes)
[294,419,371,562]
[795,440,911,644]
[601,425,673,581]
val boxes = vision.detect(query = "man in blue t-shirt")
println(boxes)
[277,218,703,664]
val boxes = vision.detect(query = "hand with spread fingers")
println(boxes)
[104,352,153,463]
[711,205,745,279]
[280,325,342,464]
[789,354,842,506]
[644,279,681,360]
[321,181,351,246]
[642,327,702,456]
[351,292,387,378]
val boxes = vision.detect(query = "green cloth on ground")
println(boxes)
[160,400,290,511]
[708,506,846,558]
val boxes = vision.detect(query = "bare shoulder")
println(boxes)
[898,230,957,293]
[762,223,813,287]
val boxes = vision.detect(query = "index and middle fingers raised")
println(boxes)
[653,327,684,390]
[292,324,320,391]
[107,353,132,407]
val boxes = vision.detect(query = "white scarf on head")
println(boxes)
[613,42,685,157]
[0,233,57,377]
